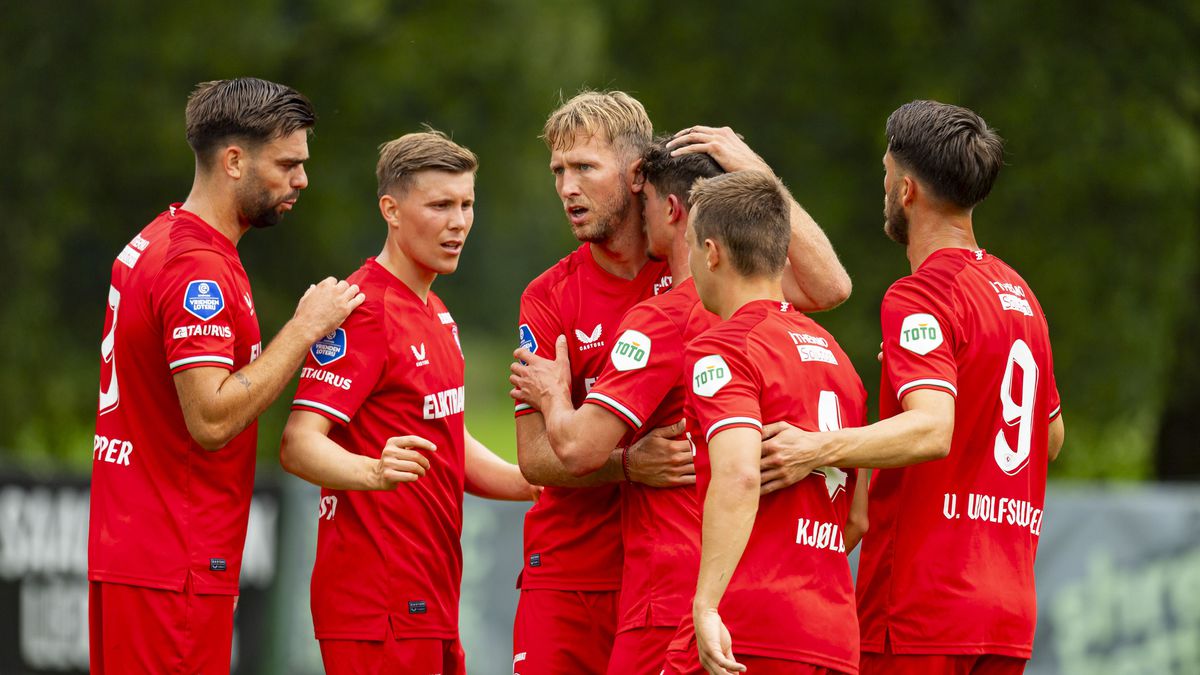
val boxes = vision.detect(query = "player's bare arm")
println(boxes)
[844,468,870,552]
[463,429,538,501]
[694,426,761,675]
[1049,414,1065,461]
[759,389,954,494]
[175,277,364,450]
[667,125,851,312]
[280,410,434,490]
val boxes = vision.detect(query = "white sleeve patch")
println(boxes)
[899,313,944,356]
[692,354,731,398]
[611,329,652,371]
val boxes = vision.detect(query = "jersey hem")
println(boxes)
[860,638,1031,659]
[517,578,622,592]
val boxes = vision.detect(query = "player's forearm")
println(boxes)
[844,468,870,552]
[465,432,533,501]
[782,197,852,312]
[694,466,758,611]
[516,415,620,487]
[543,396,623,477]
[279,425,376,490]
[825,408,952,469]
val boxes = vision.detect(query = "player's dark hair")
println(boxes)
[886,100,1004,209]
[376,128,478,198]
[185,78,315,167]
[689,171,790,278]
[641,135,724,208]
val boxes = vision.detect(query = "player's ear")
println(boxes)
[703,237,720,271]
[222,145,246,180]
[628,158,646,193]
[901,175,917,207]
[379,193,400,228]
[666,194,685,226]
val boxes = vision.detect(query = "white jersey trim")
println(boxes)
[897,378,958,399]
[292,399,352,424]
[514,402,533,413]
[1049,404,1062,420]
[169,354,234,370]
[584,392,643,429]
[706,416,763,443]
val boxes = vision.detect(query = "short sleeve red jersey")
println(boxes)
[90,205,262,594]
[677,300,867,672]
[515,244,672,591]
[583,279,716,632]
[291,259,466,641]
[857,248,1061,658]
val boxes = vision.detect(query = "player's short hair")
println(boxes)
[185,78,315,167]
[542,90,653,161]
[641,135,724,208]
[376,128,479,198]
[689,171,790,278]
[886,100,1004,209]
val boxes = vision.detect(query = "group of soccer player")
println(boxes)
[88,77,1064,675]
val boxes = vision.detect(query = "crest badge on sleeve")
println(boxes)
[183,280,225,321]
[311,328,347,366]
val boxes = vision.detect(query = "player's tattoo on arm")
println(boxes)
[234,372,252,391]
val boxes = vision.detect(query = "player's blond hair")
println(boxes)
[376,128,478,198]
[541,90,653,160]
[690,171,790,278]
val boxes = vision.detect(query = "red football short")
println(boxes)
[664,648,847,674]
[88,580,235,675]
[512,589,619,675]
[319,635,465,675]
[860,651,1027,675]
[606,625,679,675]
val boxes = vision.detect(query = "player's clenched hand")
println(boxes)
[370,435,436,490]
[509,335,571,410]
[667,125,773,176]
[760,422,828,495]
[627,420,695,488]
[293,277,366,342]
[694,608,745,674]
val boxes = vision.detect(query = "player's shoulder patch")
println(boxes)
[611,329,652,371]
[518,324,538,354]
[311,327,347,366]
[899,313,943,355]
[183,280,225,321]
[692,354,731,398]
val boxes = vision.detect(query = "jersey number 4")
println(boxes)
[98,285,121,416]
[994,339,1038,476]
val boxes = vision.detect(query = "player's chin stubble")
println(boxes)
[883,190,909,246]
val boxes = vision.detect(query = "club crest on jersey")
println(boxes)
[518,324,538,354]
[611,330,651,371]
[311,328,347,366]
[692,355,731,398]
[183,280,225,321]
[899,313,943,355]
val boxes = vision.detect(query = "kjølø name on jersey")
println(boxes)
[311,328,347,366]
[172,324,232,340]
[692,355,731,398]
[423,386,465,420]
[611,330,651,371]
[183,280,225,321]
[899,313,943,355]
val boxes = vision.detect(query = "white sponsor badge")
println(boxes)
[899,313,943,355]
[611,330,652,371]
[692,355,731,398]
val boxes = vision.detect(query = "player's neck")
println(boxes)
[714,276,785,320]
[181,182,249,246]
[376,247,436,302]
[591,219,649,279]
[665,223,691,287]
[905,213,978,272]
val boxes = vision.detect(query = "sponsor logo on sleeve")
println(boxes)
[172,324,233,340]
[311,328,347,366]
[692,355,731,398]
[518,324,538,354]
[611,330,651,371]
[899,313,943,355]
[183,280,225,321]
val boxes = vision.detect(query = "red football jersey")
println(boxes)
[857,248,1061,658]
[90,205,262,594]
[583,278,716,632]
[291,259,466,640]
[675,299,866,672]
[515,244,672,591]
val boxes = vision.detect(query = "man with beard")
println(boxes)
[89,77,363,674]
[759,100,1065,674]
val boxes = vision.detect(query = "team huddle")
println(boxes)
[88,78,1064,675]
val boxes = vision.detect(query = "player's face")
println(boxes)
[550,133,634,244]
[237,129,310,229]
[642,182,674,261]
[883,151,909,245]
[686,208,717,313]
[394,170,476,276]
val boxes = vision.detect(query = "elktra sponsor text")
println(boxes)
[423,386,465,420]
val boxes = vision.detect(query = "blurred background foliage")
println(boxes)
[1,0,1196,479]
